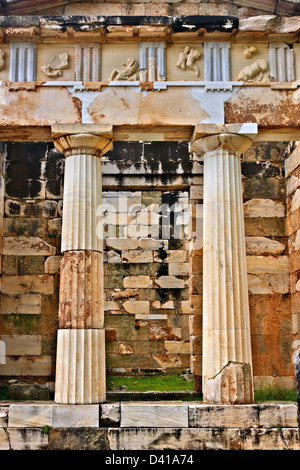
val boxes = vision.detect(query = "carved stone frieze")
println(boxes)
[243,45,257,59]
[41,52,69,78]
[237,58,269,82]
[109,57,139,81]
[176,46,203,77]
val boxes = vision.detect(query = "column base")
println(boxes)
[203,362,253,405]
[55,329,106,404]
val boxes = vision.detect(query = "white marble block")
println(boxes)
[269,42,295,82]
[9,42,36,82]
[204,42,231,82]
[55,329,106,404]
[75,43,101,81]
[120,403,189,428]
[139,42,166,81]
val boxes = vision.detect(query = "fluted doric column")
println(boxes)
[190,123,257,404]
[52,124,113,404]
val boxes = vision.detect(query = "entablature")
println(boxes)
[0,15,300,143]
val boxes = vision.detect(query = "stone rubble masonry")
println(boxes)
[0,402,298,450]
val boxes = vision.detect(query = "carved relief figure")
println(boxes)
[109,58,139,81]
[243,45,257,59]
[176,46,202,77]
[41,52,69,78]
[238,59,269,82]
[0,50,5,71]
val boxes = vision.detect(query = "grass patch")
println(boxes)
[254,386,297,402]
[0,385,9,400]
[107,375,194,392]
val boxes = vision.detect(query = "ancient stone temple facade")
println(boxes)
[0,0,300,410]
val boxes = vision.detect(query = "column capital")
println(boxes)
[189,123,257,155]
[51,124,113,157]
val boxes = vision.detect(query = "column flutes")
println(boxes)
[52,124,113,404]
[190,123,257,404]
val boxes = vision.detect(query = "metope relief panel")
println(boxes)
[204,42,231,82]
[139,42,166,82]
[269,43,295,82]
[9,42,36,82]
[41,52,69,78]
[75,43,101,82]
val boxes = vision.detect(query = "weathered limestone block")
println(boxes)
[0,407,8,428]
[155,250,187,263]
[0,429,9,451]
[8,404,53,428]
[100,404,120,426]
[259,404,298,428]
[248,273,290,294]
[106,238,138,251]
[149,326,182,341]
[119,343,134,355]
[52,405,99,428]
[0,294,41,314]
[1,275,54,294]
[107,250,121,263]
[285,145,300,178]
[0,335,41,355]
[287,175,300,196]
[44,255,62,274]
[243,199,285,218]
[123,300,150,315]
[291,189,300,213]
[8,429,48,451]
[155,276,185,289]
[104,301,120,312]
[189,404,259,428]
[0,356,52,376]
[55,329,106,404]
[138,239,167,250]
[121,250,153,263]
[246,255,289,274]
[59,251,104,329]
[245,237,286,255]
[123,276,153,288]
[3,237,56,256]
[165,341,190,355]
[107,426,299,450]
[120,403,188,428]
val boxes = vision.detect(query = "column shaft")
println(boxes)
[203,146,253,404]
[52,125,112,405]
[190,124,257,404]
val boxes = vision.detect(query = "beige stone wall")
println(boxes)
[0,143,61,379]
[243,142,294,389]
[285,142,300,379]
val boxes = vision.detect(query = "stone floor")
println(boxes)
[0,401,299,450]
